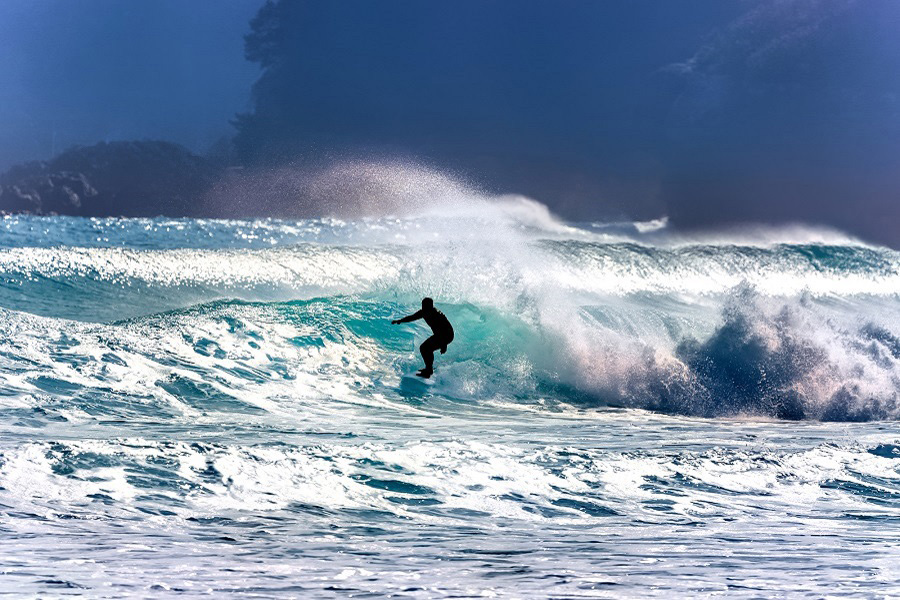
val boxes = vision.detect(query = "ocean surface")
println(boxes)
[2,190,900,597]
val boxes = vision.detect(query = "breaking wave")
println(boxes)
[1,174,899,422]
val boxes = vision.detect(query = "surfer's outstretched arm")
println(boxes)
[391,310,424,325]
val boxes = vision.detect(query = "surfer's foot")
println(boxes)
[416,368,433,379]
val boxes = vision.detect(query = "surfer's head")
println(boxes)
[422,297,433,309]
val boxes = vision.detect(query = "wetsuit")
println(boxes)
[395,307,454,373]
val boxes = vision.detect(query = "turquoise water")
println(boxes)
[1,201,900,597]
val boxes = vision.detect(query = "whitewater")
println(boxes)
[2,173,900,597]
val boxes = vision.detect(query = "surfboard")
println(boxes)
[398,374,434,400]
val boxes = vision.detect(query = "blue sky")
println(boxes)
[0,0,259,167]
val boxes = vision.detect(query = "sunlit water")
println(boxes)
[2,198,900,597]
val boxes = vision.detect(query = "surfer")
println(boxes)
[391,297,454,378]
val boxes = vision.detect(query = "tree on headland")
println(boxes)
[233,0,307,165]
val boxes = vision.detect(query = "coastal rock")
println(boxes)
[0,141,220,217]
[1,171,98,214]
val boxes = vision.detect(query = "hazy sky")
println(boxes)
[0,0,260,168]
[2,1,899,243]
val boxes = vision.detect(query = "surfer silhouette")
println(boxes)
[391,297,454,378]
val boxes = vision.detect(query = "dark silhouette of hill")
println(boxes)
[0,141,219,217]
